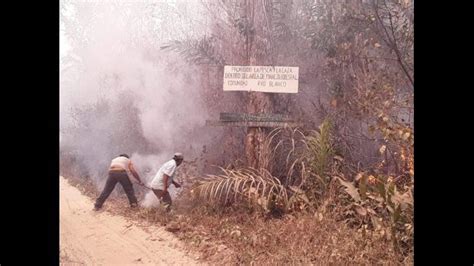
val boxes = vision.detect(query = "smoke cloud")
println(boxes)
[60,0,216,188]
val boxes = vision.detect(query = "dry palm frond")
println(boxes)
[195,167,289,211]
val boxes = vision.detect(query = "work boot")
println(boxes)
[93,206,101,211]
[130,202,138,208]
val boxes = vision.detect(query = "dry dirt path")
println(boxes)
[60,176,201,265]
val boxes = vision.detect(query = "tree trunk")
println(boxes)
[243,0,273,169]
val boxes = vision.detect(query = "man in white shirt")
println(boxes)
[150,153,183,211]
[94,154,143,211]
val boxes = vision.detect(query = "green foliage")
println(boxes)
[306,118,335,178]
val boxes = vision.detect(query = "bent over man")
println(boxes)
[150,153,183,211]
[94,154,143,211]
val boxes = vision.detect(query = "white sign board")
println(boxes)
[223,66,299,93]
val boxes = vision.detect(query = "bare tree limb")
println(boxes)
[373,0,414,88]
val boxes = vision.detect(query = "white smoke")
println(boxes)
[60,1,217,186]
[140,191,160,208]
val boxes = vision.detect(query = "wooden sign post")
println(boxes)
[207,1,301,169]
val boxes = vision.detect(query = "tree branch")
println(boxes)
[373,0,414,88]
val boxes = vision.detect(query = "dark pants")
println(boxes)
[94,171,138,208]
[152,189,172,211]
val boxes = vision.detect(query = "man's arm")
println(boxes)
[172,180,181,188]
[129,162,142,184]
[162,174,169,192]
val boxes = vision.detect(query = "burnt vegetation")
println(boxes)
[61,0,413,264]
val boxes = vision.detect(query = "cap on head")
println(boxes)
[173,152,183,160]
[119,154,130,159]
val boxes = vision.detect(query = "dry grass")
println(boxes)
[64,175,98,199]
[170,201,412,265]
[63,175,412,265]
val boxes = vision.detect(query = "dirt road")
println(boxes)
[60,176,200,265]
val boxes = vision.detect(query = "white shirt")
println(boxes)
[150,159,177,190]
[110,156,131,170]
[110,156,133,179]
